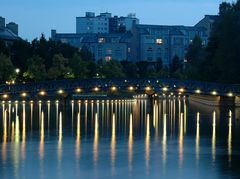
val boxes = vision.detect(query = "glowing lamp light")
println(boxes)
[2,94,8,99]
[93,87,100,92]
[162,87,168,92]
[15,68,20,74]
[75,88,82,93]
[228,92,233,97]
[111,86,117,92]
[179,88,185,93]
[211,91,217,95]
[58,89,64,94]
[39,91,46,96]
[21,92,27,97]
[195,89,201,94]
[145,86,152,91]
[128,86,134,91]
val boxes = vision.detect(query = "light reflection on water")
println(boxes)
[0,99,240,178]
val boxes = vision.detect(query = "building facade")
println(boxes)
[52,13,214,65]
[52,30,132,61]
[76,12,139,34]
[0,16,19,43]
[131,24,208,64]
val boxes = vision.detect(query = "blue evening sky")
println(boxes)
[0,0,233,40]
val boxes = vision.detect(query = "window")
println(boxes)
[106,48,112,54]
[105,56,112,61]
[98,38,105,43]
[156,38,163,44]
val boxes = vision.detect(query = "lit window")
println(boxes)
[98,38,105,43]
[105,56,112,61]
[156,38,163,44]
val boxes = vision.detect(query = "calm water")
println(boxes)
[0,98,240,179]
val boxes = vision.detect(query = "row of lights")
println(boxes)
[0,86,236,99]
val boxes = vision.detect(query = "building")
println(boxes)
[195,15,218,37]
[6,22,18,35]
[76,12,110,34]
[52,30,132,61]
[118,13,139,32]
[76,12,139,34]
[131,24,208,64]
[52,13,215,65]
[0,16,19,43]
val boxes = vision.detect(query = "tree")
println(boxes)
[169,55,183,78]
[99,60,125,78]
[10,39,32,72]
[0,54,14,82]
[136,61,150,77]
[121,61,138,77]
[48,54,72,80]
[24,55,47,81]
[69,54,89,78]
[203,0,240,83]
[80,46,94,61]
[185,36,205,80]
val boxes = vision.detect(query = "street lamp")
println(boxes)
[15,68,20,74]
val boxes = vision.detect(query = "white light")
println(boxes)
[212,91,217,95]
[58,89,64,94]
[179,88,185,93]
[162,87,168,92]
[195,89,201,94]
[15,68,20,74]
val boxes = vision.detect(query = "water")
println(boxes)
[0,98,240,179]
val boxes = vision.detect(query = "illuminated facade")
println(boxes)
[51,14,214,65]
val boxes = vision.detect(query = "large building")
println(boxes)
[52,30,132,61]
[52,12,215,65]
[195,15,218,36]
[76,12,139,34]
[131,24,208,64]
[0,16,19,43]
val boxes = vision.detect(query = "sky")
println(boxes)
[0,0,234,40]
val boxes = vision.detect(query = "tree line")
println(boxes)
[0,34,183,83]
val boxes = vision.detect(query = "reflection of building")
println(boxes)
[52,13,215,65]
[0,16,19,43]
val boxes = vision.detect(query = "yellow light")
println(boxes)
[75,88,82,93]
[145,86,152,91]
[21,92,27,97]
[179,88,185,93]
[93,87,100,92]
[228,92,233,97]
[58,89,64,94]
[211,91,217,95]
[111,86,117,92]
[195,89,201,94]
[162,87,168,92]
[2,94,8,99]
[128,86,134,91]
[39,91,46,96]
